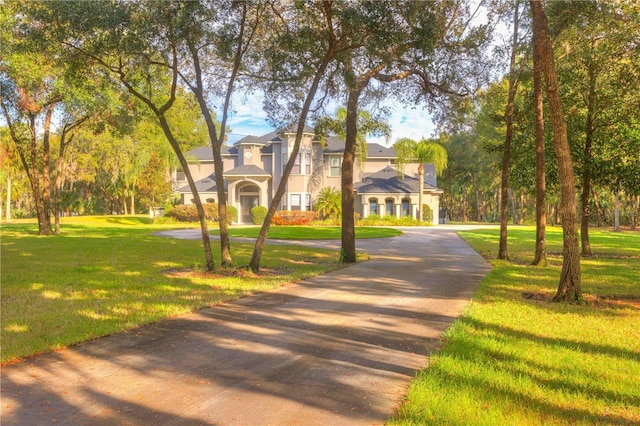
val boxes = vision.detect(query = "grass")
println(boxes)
[0,216,360,364]
[212,225,402,240]
[390,226,640,425]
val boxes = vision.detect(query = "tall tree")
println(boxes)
[394,137,448,222]
[137,152,172,210]
[530,0,581,303]
[531,22,547,266]
[175,1,268,267]
[43,1,218,270]
[250,1,348,271]
[498,0,523,260]
[552,1,640,255]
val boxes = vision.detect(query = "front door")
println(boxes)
[240,195,259,224]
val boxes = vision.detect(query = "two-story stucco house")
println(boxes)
[173,126,443,224]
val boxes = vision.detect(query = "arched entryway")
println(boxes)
[239,184,260,223]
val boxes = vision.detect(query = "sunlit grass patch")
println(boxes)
[391,226,640,425]
[1,217,347,363]
[211,225,402,239]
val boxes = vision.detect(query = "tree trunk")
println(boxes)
[130,193,135,215]
[26,114,49,235]
[592,187,602,227]
[532,38,547,266]
[53,152,65,234]
[614,192,621,231]
[41,104,54,234]
[509,188,518,225]
[418,163,425,221]
[531,0,582,303]
[498,0,521,260]
[341,86,363,264]
[631,195,638,230]
[5,171,11,222]
[250,37,337,271]
[157,114,215,271]
[581,57,596,256]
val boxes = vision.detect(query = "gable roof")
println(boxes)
[225,164,271,176]
[355,166,440,194]
[177,173,227,193]
[367,143,396,158]
[234,131,280,146]
[186,146,236,162]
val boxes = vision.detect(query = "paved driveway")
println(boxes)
[1,226,490,425]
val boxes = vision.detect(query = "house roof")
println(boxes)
[321,136,346,153]
[355,166,440,194]
[177,173,227,193]
[185,146,236,161]
[234,131,280,146]
[225,164,271,176]
[367,143,396,158]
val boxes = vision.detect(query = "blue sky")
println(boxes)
[223,93,436,146]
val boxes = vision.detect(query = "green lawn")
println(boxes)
[390,226,640,425]
[212,225,402,240]
[0,216,354,363]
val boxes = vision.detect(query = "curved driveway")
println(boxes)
[1,226,490,425]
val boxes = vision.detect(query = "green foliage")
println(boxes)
[137,152,172,209]
[357,214,424,227]
[314,107,391,166]
[422,204,432,223]
[391,226,640,425]
[165,203,229,223]
[394,137,448,176]
[226,205,238,224]
[250,205,267,225]
[313,187,342,220]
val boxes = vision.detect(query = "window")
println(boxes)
[369,198,378,216]
[305,194,312,211]
[329,156,341,177]
[292,154,301,174]
[176,171,186,181]
[402,199,411,217]
[290,194,301,211]
[385,199,394,216]
[304,152,312,175]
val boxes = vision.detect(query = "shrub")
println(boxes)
[357,214,423,226]
[226,205,238,224]
[165,204,200,222]
[164,203,236,223]
[422,204,433,223]
[251,206,268,225]
[272,210,318,225]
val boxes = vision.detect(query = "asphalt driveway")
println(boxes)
[1,226,491,425]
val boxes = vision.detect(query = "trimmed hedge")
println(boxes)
[251,206,268,225]
[272,210,318,225]
[165,203,237,223]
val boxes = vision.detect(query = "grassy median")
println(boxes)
[390,226,640,425]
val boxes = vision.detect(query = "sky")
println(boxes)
[222,92,437,147]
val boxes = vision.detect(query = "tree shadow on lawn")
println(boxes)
[1,283,460,425]
[431,316,640,424]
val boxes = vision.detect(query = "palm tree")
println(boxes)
[314,187,341,221]
[394,137,448,222]
[314,106,391,169]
